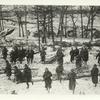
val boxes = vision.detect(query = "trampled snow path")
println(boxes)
[0,74,100,94]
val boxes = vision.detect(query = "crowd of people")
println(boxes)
[1,44,100,94]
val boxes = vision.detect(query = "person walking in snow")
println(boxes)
[56,47,64,66]
[68,69,77,94]
[70,47,74,63]
[14,66,23,84]
[4,60,12,80]
[43,68,52,93]
[2,46,8,60]
[96,51,100,65]
[74,46,79,59]
[80,45,89,66]
[75,54,82,68]
[56,65,63,83]
[91,64,99,87]
[40,47,46,64]
[23,64,33,88]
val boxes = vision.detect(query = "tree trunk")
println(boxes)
[50,6,55,50]
[24,6,28,38]
[36,6,41,51]
[80,6,84,38]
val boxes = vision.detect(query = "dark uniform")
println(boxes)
[14,66,23,83]
[91,64,99,87]
[23,64,33,88]
[10,46,19,63]
[80,47,89,64]
[74,47,79,58]
[40,48,46,63]
[5,60,12,80]
[56,65,63,83]
[70,48,74,62]
[30,49,34,64]
[43,68,52,92]
[68,69,77,94]
[56,48,64,66]
[96,52,100,65]
[76,54,82,68]
[2,47,8,60]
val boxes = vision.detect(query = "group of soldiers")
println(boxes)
[1,44,100,94]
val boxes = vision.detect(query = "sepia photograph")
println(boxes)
[0,4,100,95]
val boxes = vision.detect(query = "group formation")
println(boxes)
[1,44,100,94]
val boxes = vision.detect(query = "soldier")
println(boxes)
[2,46,8,60]
[80,45,89,66]
[23,64,33,88]
[70,47,74,63]
[40,47,46,64]
[43,68,52,93]
[56,65,63,83]
[74,46,79,59]
[68,69,77,94]
[96,51,100,65]
[56,47,64,66]
[91,64,99,87]
[4,60,12,80]
[30,48,35,64]
[14,66,23,83]
[75,54,82,68]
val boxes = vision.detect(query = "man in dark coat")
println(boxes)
[91,64,99,87]
[2,46,8,60]
[96,51,100,65]
[80,46,89,65]
[43,68,52,92]
[56,65,63,83]
[40,47,46,64]
[70,47,74,63]
[4,60,12,80]
[23,64,33,88]
[30,49,35,64]
[75,54,82,68]
[14,66,23,83]
[74,47,79,58]
[10,46,19,63]
[56,48,64,66]
[68,69,77,94]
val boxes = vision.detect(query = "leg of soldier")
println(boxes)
[26,81,29,89]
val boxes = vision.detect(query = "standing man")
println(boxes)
[43,68,52,93]
[40,47,46,64]
[68,69,77,94]
[23,64,33,88]
[70,47,74,63]
[2,46,8,60]
[4,60,12,80]
[56,47,64,66]
[80,45,89,66]
[91,64,99,87]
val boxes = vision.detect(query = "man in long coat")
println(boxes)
[2,46,8,60]
[80,46,89,65]
[5,60,12,80]
[68,69,77,94]
[40,47,46,63]
[14,66,23,83]
[56,65,63,83]
[70,47,74,63]
[91,64,99,87]
[23,64,33,88]
[56,48,64,66]
[43,68,52,92]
